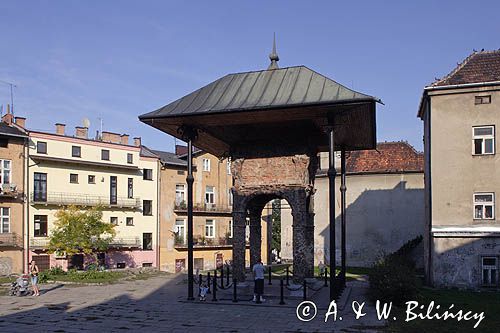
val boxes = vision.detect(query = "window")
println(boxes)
[0,159,11,186]
[34,215,48,237]
[0,138,7,148]
[205,219,215,238]
[175,184,185,204]
[128,178,133,199]
[143,168,153,180]
[0,207,10,233]
[101,149,110,161]
[228,220,233,238]
[33,172,47,202]
[203,158,210,172]
[36,141,47,154]
[205,186,215,205]
[110,217,118,225]
[228,189,233,206]
[143,200,152,216]
[475,95,491,105]
[126,217,134,226]
[127,153,133,164]
[72,146,81,157]
[482,257,498,286]
[143,233,153,250]
[70,174,78,184]
[227,159,231,175]
[175,219,185,244]
[473,126,495,155]
[88,175,95,184]
[110,176,117,205]
[474,193,495,220]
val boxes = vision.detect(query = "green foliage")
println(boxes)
[47,206,115,257]
[271,199,281,251]
[368,235,423,306]
[38,268,124,283]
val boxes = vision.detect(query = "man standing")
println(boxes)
[252,257,265,303]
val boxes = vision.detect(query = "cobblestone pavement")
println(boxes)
[0,274,387,332]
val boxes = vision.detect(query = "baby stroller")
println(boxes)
[9,274,33,297]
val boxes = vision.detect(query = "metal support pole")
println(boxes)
[286,266,290,286]
[198,273,202,296]
[303,280,307,301]
[207,272,211,294]
[279,278,285,305]
[232,278,238,302]
[186,136,195,301]
[220,266,224,288]
[212,270,217,302]
[268,267,272,285]
[327,126,337,301]
[324,267,328,287]
[340,148,347,287]
[226,265,230,286]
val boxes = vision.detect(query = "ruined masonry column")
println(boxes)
[249,208,262,269]
[292,191,314,281]
[232,210,247,282]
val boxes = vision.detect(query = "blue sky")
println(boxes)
[1,1,499,152]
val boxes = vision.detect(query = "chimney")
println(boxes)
[1,104,13,125]
[14,117,26,128]
[101,131,121,144]
[55,123,66,135]
[75,126,88,139]
[175,145,188,156]
[120,134,129,145]
[133,137,141,147]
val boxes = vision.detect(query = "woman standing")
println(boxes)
[30,260,40,296]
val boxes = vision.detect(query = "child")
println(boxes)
[199,283,209,301]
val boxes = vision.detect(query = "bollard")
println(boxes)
[303,280,307,301]
[286,266,290,286]
[268,267,272,285]
[232,278,238,303]
[207,272,211,294]
[324,267,328,287]
[198,273,202,296]
[220,266,224,288]
[279,278,285,305]
[212,270,217,301]
[226,265,230,286]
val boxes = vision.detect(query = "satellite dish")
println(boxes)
[82,118,91,128]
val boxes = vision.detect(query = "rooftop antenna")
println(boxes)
[0,80,16,116]
[268,33,279,70]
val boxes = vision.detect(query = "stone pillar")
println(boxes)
[232,193,247,282]
[249,207,262,269]
[291,190,314,281]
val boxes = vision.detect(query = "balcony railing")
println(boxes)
[174,235,249,249]
[109,237,141,248]
[31,192,141,209]
[30,237,49,249]
[0,233,22,247]
[173,201,232,213]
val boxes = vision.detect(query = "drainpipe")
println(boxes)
[23,135,29,274]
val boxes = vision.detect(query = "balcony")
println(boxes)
[0,183,23,199]
[31,192,141,209]
[30,237,49,249]
[173,201,232,214]
[109,237,141,248]
[174,234,249,250]
[0,233,22,247]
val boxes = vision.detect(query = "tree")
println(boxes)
[47,206,116,263]
[271,199,281,251]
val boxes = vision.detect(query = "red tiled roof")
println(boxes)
[431,50,500,87]
[346,141,423,173]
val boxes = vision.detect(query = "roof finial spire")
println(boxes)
[268,33,279,70]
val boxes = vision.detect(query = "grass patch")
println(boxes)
[0,276,15,284]
[39,267,127,284]
[386,287,499,332]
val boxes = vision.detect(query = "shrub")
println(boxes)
[368,236,423,306]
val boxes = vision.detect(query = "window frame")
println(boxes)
[69,173,79,184]
[143,232,153,250]
[0,207,10,233]
[482,256,498,287]
[33,172,47,202]
[474,192,495,220]
[101,149,110,161]
[143,168,153,180]
[472,126,495,156]
[126,217,134,226]
[0,159,11,186]
[205,186,215,205]
[475,95,492,105]
[128,178,133,199]
[110,217,118,225]
[88,175,96,184]
[175,184,185,204]
[205,219,215,238]
[34,215,48,237]
[202,158,211,172]
[127,153,133,164]
[36,141,47,154]
[175,219,186,243]
[143,200,153,216]
[72,146,81,158]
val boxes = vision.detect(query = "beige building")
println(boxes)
[27,123,160,270]
[280,142,424,267]
[419,50,500,289]
[0,108,28,275]
[156,146,267,273]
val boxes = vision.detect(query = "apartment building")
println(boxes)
[419,50,500,288]
[0,108,28,275]
[157,146,267,273]
[280,142,424,267]
[28,123,160,270]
